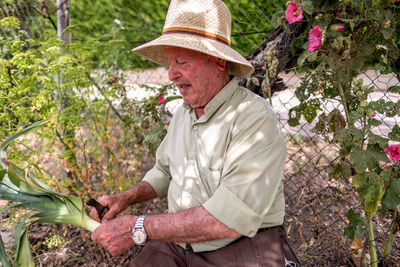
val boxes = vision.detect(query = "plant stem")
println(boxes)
[368,218,378,267]
[84,217,101,232]
[383,209,398,258]
[338,83,352,127]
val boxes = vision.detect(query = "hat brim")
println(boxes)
[131,33,254,77]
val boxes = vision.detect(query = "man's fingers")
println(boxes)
[91,227,99,242]
[89,207,101,222]
[101,208,117,222]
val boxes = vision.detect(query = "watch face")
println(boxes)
[133,230,146,244]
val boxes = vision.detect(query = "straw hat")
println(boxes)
[131,0,254,77]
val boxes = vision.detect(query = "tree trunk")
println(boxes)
[238,21,307,97]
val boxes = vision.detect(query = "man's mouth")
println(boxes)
[176,83,191,91]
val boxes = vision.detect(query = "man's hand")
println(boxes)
[89,182,158,223]
[91,215,137,256]
[89,193,129,222]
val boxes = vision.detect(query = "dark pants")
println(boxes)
[126,226,299,267]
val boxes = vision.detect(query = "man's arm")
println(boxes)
[89,181,157,222]
[146,206,241,243]
[91,206,241,256]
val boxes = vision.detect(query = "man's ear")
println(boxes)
[215,58,227,71]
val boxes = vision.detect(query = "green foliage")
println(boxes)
[0,231,11,267]
[381,177,400,214]
[15,222,34,267]
[344,209,367,240]
[278,0,400,264]
[43,232,66,248]
[62,0,286,69]
[66,0,169,70]
[0,121,101,265]
[226,0,286,55]
[0,15,181,199]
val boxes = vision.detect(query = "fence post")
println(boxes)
[57,0,71,44]
[56,0,74,181]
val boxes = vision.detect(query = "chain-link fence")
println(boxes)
[1,1,399,266]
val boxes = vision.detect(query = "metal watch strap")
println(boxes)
[134,215,146,230]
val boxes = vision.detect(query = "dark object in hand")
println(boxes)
[86,198,109,220]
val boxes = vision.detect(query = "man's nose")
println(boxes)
[168,65,181,81]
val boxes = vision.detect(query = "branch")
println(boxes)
[239,21,308,97]
[32,4,57,31]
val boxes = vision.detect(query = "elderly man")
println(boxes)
[90,0,298,266]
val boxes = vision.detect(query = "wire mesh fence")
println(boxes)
[1,0,399,266]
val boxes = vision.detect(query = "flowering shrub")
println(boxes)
[285,2,303,24]
[279,1,400,265]
[135,87,181,155]
[308,25,321,52]
[385,145,400,162]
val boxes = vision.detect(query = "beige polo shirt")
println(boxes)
[142,78,286,252]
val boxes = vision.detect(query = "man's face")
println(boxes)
[164,46,226,109]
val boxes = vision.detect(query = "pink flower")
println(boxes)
[384,145,400,162]
[336,25,344,30]
[157,96,165,104]
[371,113,376,118]
[285,2,304,24]
[308,26,322,52]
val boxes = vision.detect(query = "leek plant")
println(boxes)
[0,120,100,266]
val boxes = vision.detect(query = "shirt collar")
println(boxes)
[183,78,239,122]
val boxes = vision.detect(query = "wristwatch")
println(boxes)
[132,215,147,246]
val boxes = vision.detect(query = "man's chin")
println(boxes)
[182,97,192,105]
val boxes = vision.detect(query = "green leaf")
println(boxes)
[344,209,367,240]
[63,195,84,215]
[4,167,46,196]
[340,160,353,179]
[381,178,400,215]
[352,129,364,143]
[328,160,353,180]
[367,118,382,128]
[301,99,320,123]
[164,95,182,104]
[0,233,11,267]
[14,222,34,267]
[288,108,301,127]
[381,27,395,40]
[388,86,400,94]
[368,132,387,149]
[144,128,167,156]
[0,182,53,204]
[0,119,48,153]
[300,1,314,15]
[351,0,363,10]
[350,147,369,173]
[389,124,400,142]
[352,171,389,216]
[366,143,390,165]
[297,50,309,67]
[307,52,318,63]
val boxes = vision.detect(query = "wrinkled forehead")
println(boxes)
[163,46,203,57]
[163,45,218,62]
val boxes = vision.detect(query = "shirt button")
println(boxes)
[193,126,198,132]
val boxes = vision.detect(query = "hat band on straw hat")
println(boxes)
[163,27,231,46]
